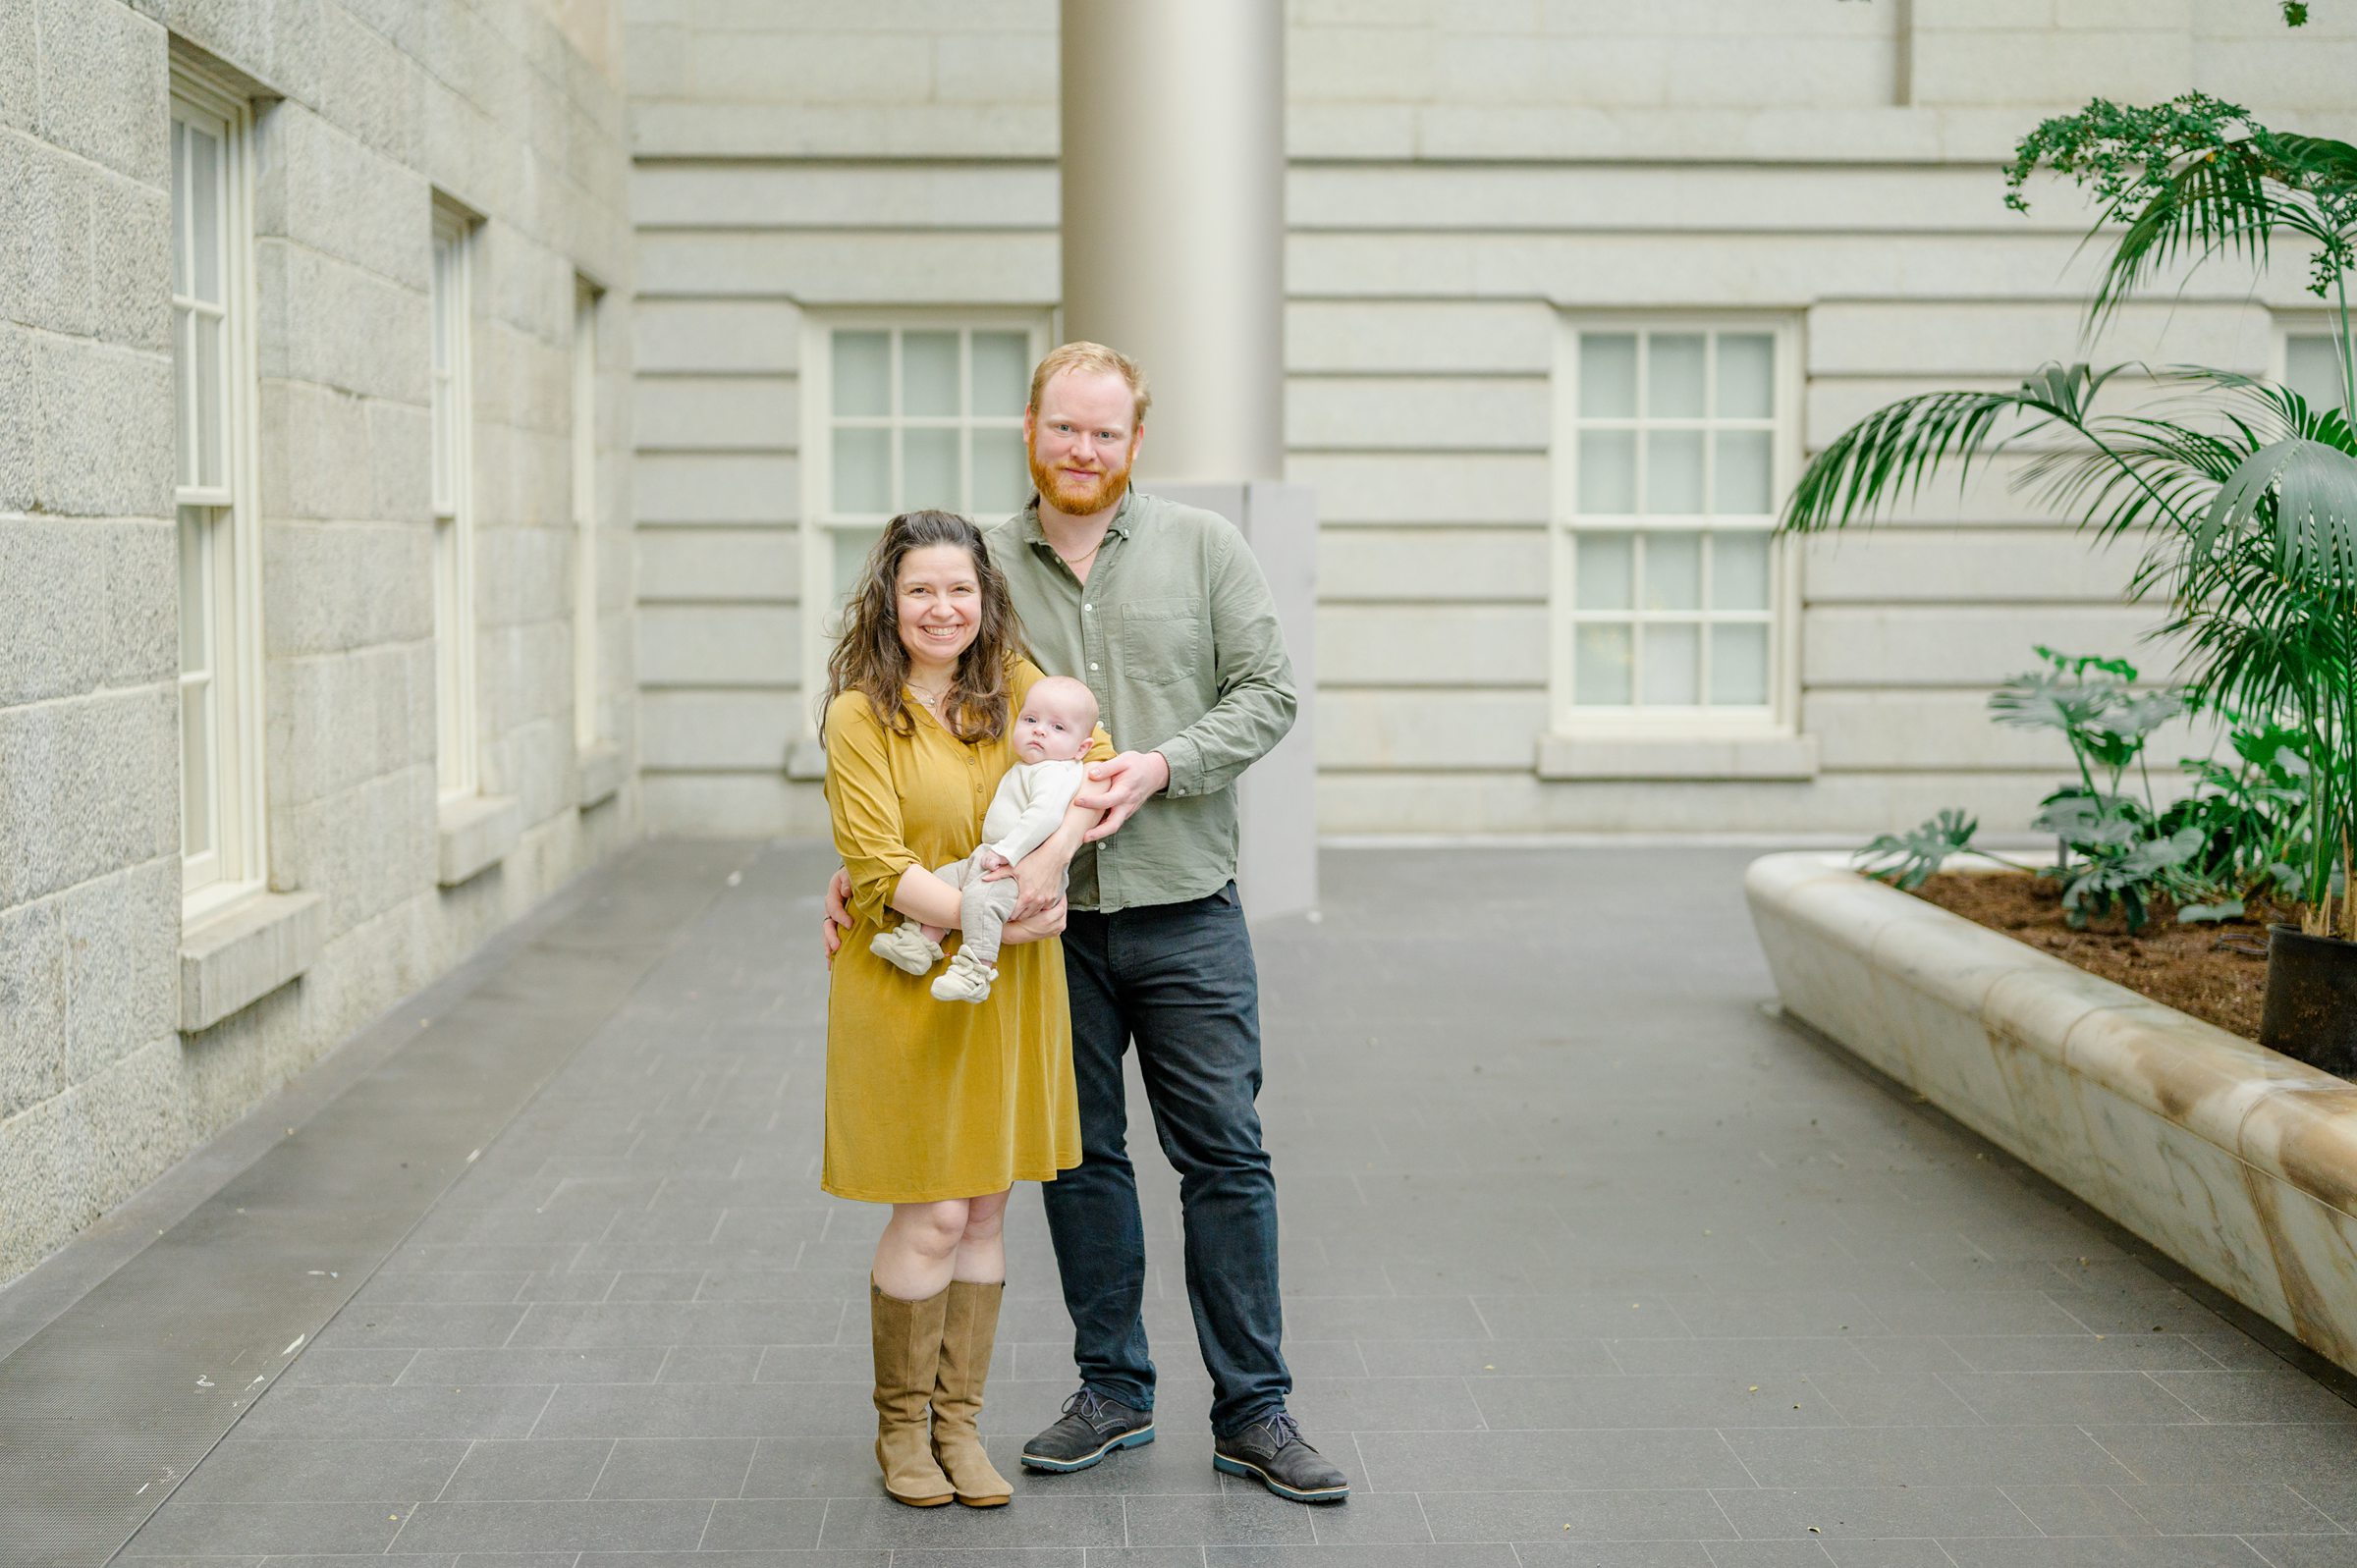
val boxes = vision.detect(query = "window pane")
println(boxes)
[1717,333,1775,418]
[188,124,221,304]
[171,121,190,295]
[179,508,210,674]
[1713,531,1772,610]
[1575,531,1633,611]
[1577,430,1635,513]
[831,427,891,514]
[2286,334,2343,410]
[833,330,890,417]
[1713,428,1772,514]
[1710,622,1771,706]
[430,246,451,374]
[434,517,461,793]
[182,677,215,859]
[1645,429,1704,514]
[1574,622,1632,705]
[174,307,195,488]
[971,331,1030,417]
[832,524,884,603]
[1644,531,1702,610]
[1647,333,1705,417]
[193,312,225,489]
[972,427,1029,516]
[1578,333,1637,418]
[902,331,959,417]
[903,427,959,511]
[431,373,453,514]
[1642,622,1700,705]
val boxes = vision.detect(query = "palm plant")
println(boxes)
[1780,94,2357,942]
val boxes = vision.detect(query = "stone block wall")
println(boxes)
[0,0,638,1285]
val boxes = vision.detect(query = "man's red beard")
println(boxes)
[1029,444,1133,516]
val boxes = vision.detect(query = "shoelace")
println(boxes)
[1063,1387,1118,1431]
[1254,1412,1308,1451]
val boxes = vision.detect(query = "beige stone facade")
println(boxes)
[1,0,637,1282]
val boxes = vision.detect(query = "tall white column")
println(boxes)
[1061,0,1318,920]
[1060,0,1285,484]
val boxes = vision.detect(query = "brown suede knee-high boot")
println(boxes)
[869,1281,955,1507]
[930,1279,1013,1507]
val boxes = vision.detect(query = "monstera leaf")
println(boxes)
[1856,810,1980,891]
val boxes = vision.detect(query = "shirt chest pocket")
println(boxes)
[1120,598,1202,686]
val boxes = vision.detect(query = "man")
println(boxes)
[826,342,1346,1505]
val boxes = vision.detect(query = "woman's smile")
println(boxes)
[895,543,984,672]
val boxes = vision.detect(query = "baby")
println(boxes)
[870,675,1101,1003]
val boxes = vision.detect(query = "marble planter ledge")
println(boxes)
[1746,850,2357,1376]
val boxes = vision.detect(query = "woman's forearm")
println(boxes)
[888,864,964,928]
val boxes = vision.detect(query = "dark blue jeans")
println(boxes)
[1042,883,1290,1436]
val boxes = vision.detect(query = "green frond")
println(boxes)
[1779,364,2123,535]
[2193,438,2357,582]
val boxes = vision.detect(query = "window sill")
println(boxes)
[576,742,627,810]
[180,890,327,1034]
[1535,730,1820,782]
[437,793,522,888]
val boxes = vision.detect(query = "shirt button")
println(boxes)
[1089,662,1099,671]
[1083,604,1092,612]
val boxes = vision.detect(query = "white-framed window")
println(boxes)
[173,76,264,914]
[573,276,603,749]
[1551,318,1800,732]
[430,202,478,799]
[799,315,1048,714]
[2280,324,2351,415]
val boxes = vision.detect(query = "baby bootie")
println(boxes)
[870,924,943,976]
[930,951,997,1004]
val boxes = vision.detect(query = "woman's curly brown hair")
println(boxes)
[821,510,1031,743]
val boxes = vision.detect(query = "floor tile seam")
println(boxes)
[427,1437,476,1505]
[576,1435,623,1502]
[2140,1369,2221,1425]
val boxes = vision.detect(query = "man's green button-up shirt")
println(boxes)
[984,489,1297,914]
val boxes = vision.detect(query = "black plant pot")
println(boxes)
[2260,924,2357,1076]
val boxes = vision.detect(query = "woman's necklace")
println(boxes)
[907,676,952,713]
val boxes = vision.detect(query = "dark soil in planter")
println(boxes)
[1909,870,2274,1042]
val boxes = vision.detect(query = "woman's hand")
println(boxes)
[822,867,853,967]
[1000,896,1069,946]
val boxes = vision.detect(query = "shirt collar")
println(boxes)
[1021,487,1137,548]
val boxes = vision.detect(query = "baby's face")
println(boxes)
[1013,692,1094,764]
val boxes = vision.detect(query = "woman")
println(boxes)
[820,510,1110,1509]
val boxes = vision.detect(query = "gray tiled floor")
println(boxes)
[101,842,2357,1563]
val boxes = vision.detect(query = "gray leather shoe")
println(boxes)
[1020,1387,1155,1472]
[1212,1412,1349,1503]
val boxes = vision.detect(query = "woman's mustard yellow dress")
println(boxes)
[821,659,1112,1203]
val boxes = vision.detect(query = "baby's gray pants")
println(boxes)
[935,853,1018,966]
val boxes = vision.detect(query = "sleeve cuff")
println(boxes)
[850,856,918,924]
[1156,736,1202,800]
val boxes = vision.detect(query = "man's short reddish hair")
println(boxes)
[1028,341,1152,427]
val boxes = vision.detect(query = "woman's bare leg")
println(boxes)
[953,1189,1011,1284]
[874,1199,969,1300]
